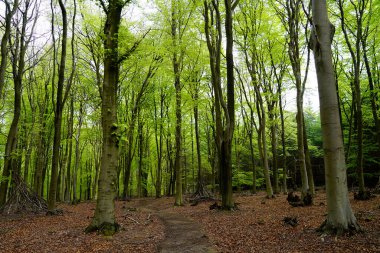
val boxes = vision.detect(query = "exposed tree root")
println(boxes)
[287,191,313,207]
[354,190,372,200]
[190,182,215,206]
[174,202,184,207]
[46,209,64,216]
[209,201,239,211]
[190,196,215,206]
[1,174,47,215]
[317,219,362,236]
[85,222,120,236]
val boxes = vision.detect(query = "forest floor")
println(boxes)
[0,190,379,252]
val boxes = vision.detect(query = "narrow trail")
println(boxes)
[133,199,215,253]
[156,211,215,253]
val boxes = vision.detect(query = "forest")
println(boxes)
[0,0,379,252]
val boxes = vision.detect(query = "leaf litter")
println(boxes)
[0,191,379,252]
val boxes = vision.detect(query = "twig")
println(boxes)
[126,216,140,224]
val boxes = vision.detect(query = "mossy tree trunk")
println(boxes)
[86,0,128,236]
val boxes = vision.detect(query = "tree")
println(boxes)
[203,0,236,209]
[221,0,236,208]
[48,0,74,213]
[235,0,275,198]
[310,0,360,234]
[0,0,19,99]
[168,0,196,206]
[0,0,37,207]
[85,0,130,236]
[269,43,288,194]
[337,0,369,199]
[274,0,314,201]
[119,54,161,199]
[153,87,166,198]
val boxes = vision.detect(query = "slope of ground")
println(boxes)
[0,191,379,252]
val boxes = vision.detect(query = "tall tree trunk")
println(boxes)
[141,124,149,197]
[73,102,83,203]
[173,77,183,205]
[92,142,101,199]
[154,91,164,198]
[48,0,68,212]
[64,97,74,202]
[337,0,366,197]
[86,0,126,236]
[203,0,235,208]
[256,96,274,198]
[363,43,380,149]
[193,76,206,196]
[269,109,279,194]
[279,83,287,194]
[122,127,134,199]
[248,131,257,194]
[296,109,309,197]
[0,74,21,206]
[0,1,30,205]
[280,0,310,201]
[311,0,360,234]
[22,92,35,185]
[34,95,49,197]
[171,0,183,206]
[0,0,19,98]
[121,58,159,199]
[137,114,143,197]
[220,0,235,209]
[303,113,315,195]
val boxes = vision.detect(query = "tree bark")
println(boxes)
[48,0,68,212]
[73,102,84,203]
[220,0,235,209]
[0,0,31,206]
[64,97,74,202]
[311,0,360,234]
[255,95,274,198]
[171,0,183,206]
[269,107,279,194]
[86,0,127,236]
[303,113,315,195]
[0,0,19,98]
[337,0,366,196]
[154,90,165,198]
[204,0,235,208]
[33,82,49,197]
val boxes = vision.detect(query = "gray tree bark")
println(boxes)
[311,0,360,234]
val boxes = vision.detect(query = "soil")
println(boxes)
[156,212,215,253]
[0,191,379,252]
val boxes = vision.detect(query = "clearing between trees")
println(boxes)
[0,191,379,253]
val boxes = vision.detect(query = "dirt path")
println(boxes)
[156,210,215,253]
[132,198,215,253]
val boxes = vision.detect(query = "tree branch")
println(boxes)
[118,29,151,64]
